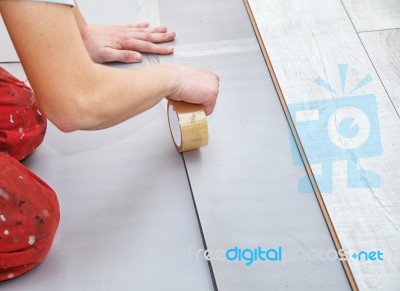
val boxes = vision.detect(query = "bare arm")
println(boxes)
[72,0,87,35]
[0,1,218,132]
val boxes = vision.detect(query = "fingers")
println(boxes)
[204,74,219,115]
[97,48,143,63]
[126,31,175,43]
[168,67,219,116]
[122,38,174,55]
[119,22,150,29]
[115,24,169,33]
[129,26,169,33]
[115,26,176,55]
[204,106,215,116]
[151,26,169,33]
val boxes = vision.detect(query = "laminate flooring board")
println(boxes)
[360,29,400,112]
[161,50,350,290]
[246,0,400,289]
[341,0,400,32]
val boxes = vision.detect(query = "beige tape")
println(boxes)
[167,100,208,152]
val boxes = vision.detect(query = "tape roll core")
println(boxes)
[167,100,208,152]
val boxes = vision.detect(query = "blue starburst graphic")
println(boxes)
[289,64,382,193]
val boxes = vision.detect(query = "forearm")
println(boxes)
[1,1,177,131]
[1,1,217,132]
[70,63,180,131]
[72,1,87,38]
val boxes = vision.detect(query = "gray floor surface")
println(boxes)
[0,0,350,290]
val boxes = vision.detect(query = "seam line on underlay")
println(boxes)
[181,153,219,291]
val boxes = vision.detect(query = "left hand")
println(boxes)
[81,22,176,63]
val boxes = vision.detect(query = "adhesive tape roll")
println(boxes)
[167,100,208,152]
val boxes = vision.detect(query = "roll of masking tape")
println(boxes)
[167,100,208,152]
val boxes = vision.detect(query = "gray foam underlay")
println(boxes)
[0,0,351,290]
[161,49,350,290]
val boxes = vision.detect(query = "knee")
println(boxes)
[0,155,60,281]
[0,67,47,161]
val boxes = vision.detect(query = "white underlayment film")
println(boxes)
[136,0,160,27]
[136,0,161,65]
[172,38,260,58]
[137,0,164,112]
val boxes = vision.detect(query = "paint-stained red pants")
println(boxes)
[0,66,60,281]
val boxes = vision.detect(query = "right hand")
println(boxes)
[168,66,219,115]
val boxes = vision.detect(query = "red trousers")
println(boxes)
[0,66,60,281]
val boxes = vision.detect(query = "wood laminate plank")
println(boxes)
[341,0,400,32]
[245,0,400,289]
[360,29,400,112]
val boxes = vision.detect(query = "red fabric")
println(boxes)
[0,66,46,161]
[0,155,60,281]
[0,66,60,281]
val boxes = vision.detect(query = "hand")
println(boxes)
[81,22,176,63]
[168,66,219,115]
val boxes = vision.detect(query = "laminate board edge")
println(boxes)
[242,0,357,289]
